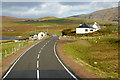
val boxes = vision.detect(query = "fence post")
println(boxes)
[5,50,7,57]
[19,44,20,49]
[14,47,16,52]
[12,48,13,53]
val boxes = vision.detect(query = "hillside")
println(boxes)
[2,14,116,37]
[71,7,118,21]
[1,16,29,22]
[39,16,56,19]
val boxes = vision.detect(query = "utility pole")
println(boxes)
[47,28,48,33]
[35,27,36,35]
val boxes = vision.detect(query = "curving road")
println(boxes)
[2,36,78,80]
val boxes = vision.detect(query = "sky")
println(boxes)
[2,2,118,18]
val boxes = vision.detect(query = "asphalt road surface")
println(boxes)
[2,36,78,80]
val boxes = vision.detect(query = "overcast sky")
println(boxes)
[2,2,118,18]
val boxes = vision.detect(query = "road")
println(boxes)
[2,36,78,80]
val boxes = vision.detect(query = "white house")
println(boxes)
[33,34,38,40]
[76,23,94,34]
[29,35,37,40]
[38,32,46,40]
[29,32,47,40]
[76,22,100,34]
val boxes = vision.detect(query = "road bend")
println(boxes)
[2,36,78,80]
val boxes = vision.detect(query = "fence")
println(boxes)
[61,36,102,40]
[2,41,33,59]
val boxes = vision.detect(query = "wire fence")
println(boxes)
[2,41,34,59]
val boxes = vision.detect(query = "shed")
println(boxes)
[92,22,100,31]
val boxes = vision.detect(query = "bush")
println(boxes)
[62,29,72,36]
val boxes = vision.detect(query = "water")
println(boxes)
[0,37,25,40]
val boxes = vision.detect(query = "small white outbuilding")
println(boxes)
[38,32,46,40]
[92,22,100,31]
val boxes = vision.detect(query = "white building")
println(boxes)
[76,22,100,34]
[38,32,46,40]
[92,22,100,31]
[29,35,37,40]
[33,34,38,40]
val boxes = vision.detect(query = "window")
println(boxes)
[85,29,88,32]
[90,29,93,31]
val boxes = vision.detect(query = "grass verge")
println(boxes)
[61,37,118,78]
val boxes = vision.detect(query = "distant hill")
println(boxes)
[1,16,29,21]
[1,16,57,22]
[71,7,118,21]
[39,16,56,19]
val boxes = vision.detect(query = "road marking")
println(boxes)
[2,37,51,79]
[54,41,78,80]
[2,40,43,80]
[41,47,43,50]
[36,40,52,80]
[47,40,50,43]
[37,54,40,59]
[40,40,51,51]
[37,70,39,80]
[39,50,41,53]
[37,61,39,68]
[46,40,50,44]
[43,45,45,47]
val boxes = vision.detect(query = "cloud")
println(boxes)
[2,2,118,18]
[2,0,119,2]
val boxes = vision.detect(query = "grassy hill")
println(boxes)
[71,7,118,21]
[1,16,29,22]
[1,16,117,37]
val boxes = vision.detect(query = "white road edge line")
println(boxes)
[37,61,39,68]
[2,39,44,80]
[37,70,39,80]
[54,41,78,80]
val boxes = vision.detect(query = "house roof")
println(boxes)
[77,23,93,28]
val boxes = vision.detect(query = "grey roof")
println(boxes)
[77,23,93,28]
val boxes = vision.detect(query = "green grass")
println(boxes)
[62,40,91,59]
[0,40,36,60]
[62,37,118,78]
